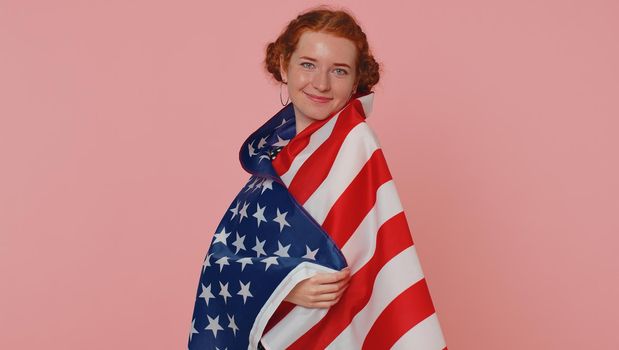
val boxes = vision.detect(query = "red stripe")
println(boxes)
[286,100,365,205]
[288,212,415,350]
[321,149,393,249]
[362,279,436,350]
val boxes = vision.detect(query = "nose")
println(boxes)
[311,69,331,92]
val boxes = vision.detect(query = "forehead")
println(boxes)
[292,31,357,64]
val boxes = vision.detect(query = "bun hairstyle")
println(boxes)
[264,6,381,94]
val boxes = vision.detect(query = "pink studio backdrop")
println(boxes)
[1,1,617,349]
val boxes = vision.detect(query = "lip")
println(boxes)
[304,91,332,103]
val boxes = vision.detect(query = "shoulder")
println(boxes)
[349,120,382,151]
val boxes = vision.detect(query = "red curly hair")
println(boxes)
[264,6,381,94]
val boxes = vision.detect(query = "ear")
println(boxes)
[279,54,288,83]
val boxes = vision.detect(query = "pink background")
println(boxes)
[1,1,617,349]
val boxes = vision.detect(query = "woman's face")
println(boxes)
[280,31,358,134]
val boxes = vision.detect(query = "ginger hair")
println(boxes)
[264,6,381,94]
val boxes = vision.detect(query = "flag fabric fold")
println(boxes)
[188,92,447,350]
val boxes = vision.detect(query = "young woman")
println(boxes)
[188,7,447,350]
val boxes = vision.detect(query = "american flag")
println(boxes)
[188,92,447,349]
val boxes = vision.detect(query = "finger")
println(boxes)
[316,278,351,294]
[313,269,350,284]
[313,291,339,302]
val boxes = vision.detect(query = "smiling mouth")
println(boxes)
[304,91,332,103]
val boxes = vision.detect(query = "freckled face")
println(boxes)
[280,31,358,134]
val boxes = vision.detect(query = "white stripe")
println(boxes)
[260,305,328,349]
[341,180,403,273]
[391,313,447,350]
[280,113,340,186]
[304,122,380,224]
[250,262,337,350]
[358,93,374,118]
[326,246,425,349]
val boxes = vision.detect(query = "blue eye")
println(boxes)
[301,62,314,69]
[334,68,348,75]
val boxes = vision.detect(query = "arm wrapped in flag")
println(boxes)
[188,92,447,350]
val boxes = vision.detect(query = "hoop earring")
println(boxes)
[280,81,290,106]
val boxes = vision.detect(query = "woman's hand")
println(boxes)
[284,267,352,308]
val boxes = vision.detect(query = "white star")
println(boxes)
[237,280,254,304]
[205,314,224,338]
[274,241,291,257]
[273,208,291,232]
[199,282,215,306]
[236,257,253,271]
[243,177,257,192]
[277,117,288,128]
[257,136,268,149]
[252,237,267,257]
[273,134,290,147]
[215,256,230,272]
[251,178,264,192]
[258,154,270,163]
[261,256,279,271]
[303,245,319,260]
[252,203,267,227]
[238,201,249,223]
[231,232,246,254]
[227,313,240,337]
[248,140,257,157]
[189,318,199,342]
[219,281,231,304]
[202,253,213,273]
[261,179,274,194]
[228,200,240,220]
[213,227,231,245]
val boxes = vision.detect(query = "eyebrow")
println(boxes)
[298,56,352,69]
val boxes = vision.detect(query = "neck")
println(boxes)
[294,116,311,136]
[293,106,313,136]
